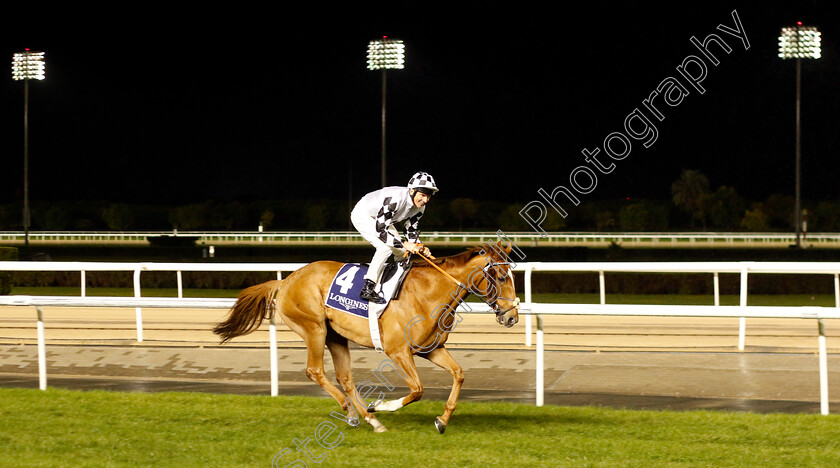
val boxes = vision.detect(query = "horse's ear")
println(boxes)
[497,240,512,254]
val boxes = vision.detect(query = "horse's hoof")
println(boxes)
[367,402,377,413]
[434,417,446,434]
[348,417,360,427]
[374,425,389,433]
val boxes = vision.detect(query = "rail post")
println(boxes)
[599,271,606,305]
[269,271,283,396]
[738,264,748,351]
[819,318,829,415]
[36,306,46,391]
[525,265,533,346]
[270,315,278,397]
[133,269,143,342]
[713,272,720,307]
[536,314,544,407]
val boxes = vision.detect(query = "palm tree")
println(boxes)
[671,169,710,228]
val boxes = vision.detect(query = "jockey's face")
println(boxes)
[412,190,431,208]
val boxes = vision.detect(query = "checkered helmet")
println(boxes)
[407,172,439,194]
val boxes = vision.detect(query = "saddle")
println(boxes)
[380,257,412,301]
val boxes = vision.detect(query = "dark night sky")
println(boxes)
[1,1,839,209]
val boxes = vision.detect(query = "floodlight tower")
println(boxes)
[779,23,820,247]
[367,37,405,187]
[11,50,46,247]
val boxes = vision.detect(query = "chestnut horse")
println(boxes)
[213,242,520,433]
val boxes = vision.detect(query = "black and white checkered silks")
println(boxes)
[362,197,422,282]
[374,197,422,247]
[351,191,424,284]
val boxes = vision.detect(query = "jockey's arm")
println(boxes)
[402,211,431,257]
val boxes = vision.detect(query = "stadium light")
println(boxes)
[779,24,820,247]
[367,37,405,187]
[11,50,46,247]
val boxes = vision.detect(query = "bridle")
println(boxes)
[475,261,520,317]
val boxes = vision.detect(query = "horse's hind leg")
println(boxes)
[295,323,352,421]
[420,346,463,434]
[326,331,387,433]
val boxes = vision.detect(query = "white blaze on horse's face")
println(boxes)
[496,262,520,328]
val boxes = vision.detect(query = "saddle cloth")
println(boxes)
[325,261,409,352]
[324,262,405,318]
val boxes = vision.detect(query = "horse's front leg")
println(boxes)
[370,348,424,413]
[420,346,463,434]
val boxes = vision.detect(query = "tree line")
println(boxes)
[0,170,836,232]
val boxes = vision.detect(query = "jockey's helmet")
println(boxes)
[407,172,439,195]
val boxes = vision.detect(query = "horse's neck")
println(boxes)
[451,255,487,278]
[408,257,477,305]
[441,256,486,299]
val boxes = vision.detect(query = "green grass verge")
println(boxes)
[2,388,840,467]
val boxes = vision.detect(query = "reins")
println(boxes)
[411,251,464,289]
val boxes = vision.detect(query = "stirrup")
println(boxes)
[361,290,385,304]
[360,281,386,304]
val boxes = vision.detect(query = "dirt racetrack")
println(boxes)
[1,305,839,413]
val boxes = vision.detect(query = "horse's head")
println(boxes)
[465,242,520,328]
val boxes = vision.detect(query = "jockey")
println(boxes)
[351,171,438,304]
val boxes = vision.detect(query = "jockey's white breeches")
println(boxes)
[351,207,404,284]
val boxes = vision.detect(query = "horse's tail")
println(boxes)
[213,280,283,344]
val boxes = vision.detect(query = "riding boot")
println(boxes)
[360,279,386,304]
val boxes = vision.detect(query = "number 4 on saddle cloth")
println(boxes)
[324,260,411,352]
